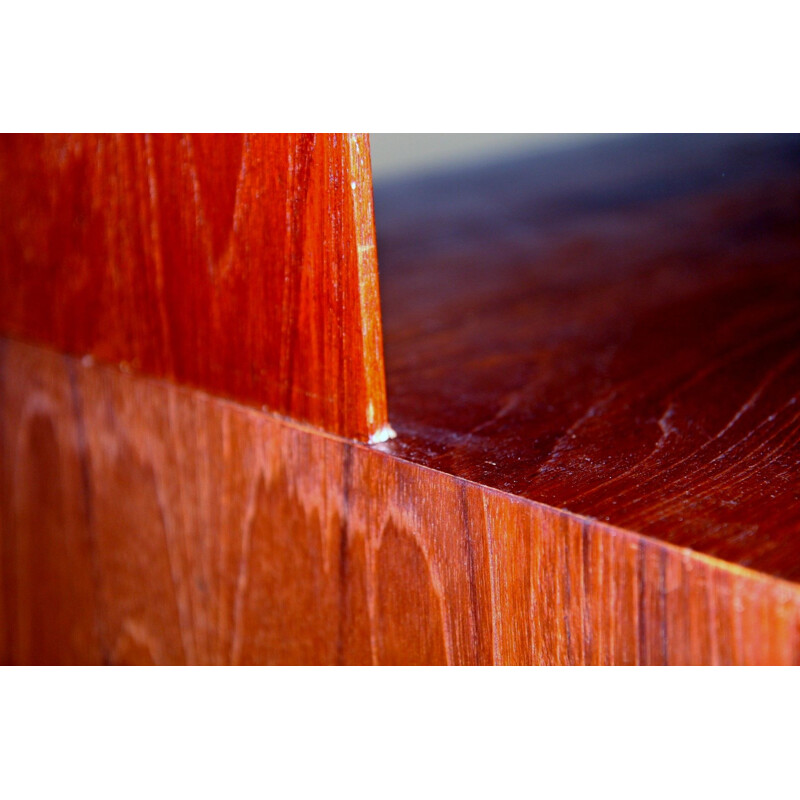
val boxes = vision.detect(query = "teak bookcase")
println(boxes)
[2,133,800,665]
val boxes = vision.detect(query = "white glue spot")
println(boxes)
[369,425,397,445]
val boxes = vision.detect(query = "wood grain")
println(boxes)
[375,133,800,581]
[2,338,800,665]
[4,133,800,664]
[0,133,389,441]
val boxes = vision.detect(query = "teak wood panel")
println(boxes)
[3,339,799,666]
[0,133,389,442]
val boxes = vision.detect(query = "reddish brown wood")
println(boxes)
[0,133,389,441]
[3,338,799,665]
[375,133,800,582]
[4,133,800,664]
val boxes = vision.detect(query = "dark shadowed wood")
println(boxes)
[3,339,799,665]
[375,133,800,582]
[0,133,389,441]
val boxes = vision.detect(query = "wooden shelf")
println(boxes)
[375,133,800,583]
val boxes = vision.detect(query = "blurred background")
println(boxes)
[369,134,613,181]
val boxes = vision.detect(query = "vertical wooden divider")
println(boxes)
[0,133,391,442]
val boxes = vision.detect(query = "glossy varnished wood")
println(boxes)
[375,134,800,582]
[0,134,389,441]
[3,339,799,665]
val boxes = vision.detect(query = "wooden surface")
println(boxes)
[4,133,800,664]
[0,133,389,441]
[3,338,799,665]
[375,133,800,582]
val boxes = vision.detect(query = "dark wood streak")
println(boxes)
[65,361,110,664]
[336,443,353,665]
[459,483,484,663]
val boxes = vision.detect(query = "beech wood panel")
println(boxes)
[375,134,800,581]
[0,133,389,441]
[3,338,800,665]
